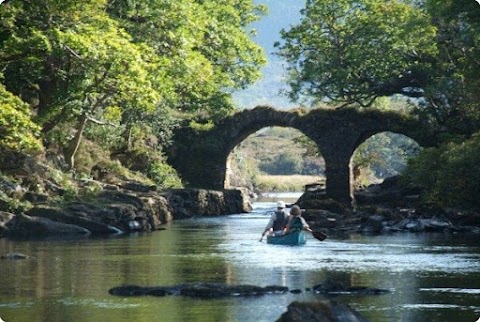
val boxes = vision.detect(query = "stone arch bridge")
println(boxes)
[167,106,437,204]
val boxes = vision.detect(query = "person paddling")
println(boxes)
[260,201,288,241]
[284,205,312,234]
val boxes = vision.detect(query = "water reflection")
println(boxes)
[0,201,479,322]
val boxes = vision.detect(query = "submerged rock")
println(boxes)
[0,252,32,260]
[312,280,390,296]
[109,283,289,298]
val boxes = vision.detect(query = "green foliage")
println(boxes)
[0,0,172,169]
[0,0,267,176]
[0,84,42,153]
[277,0,437,107]
[417,0,480,134]
[0,189,32,214]
[403,133,480,208]
[189,120,215,132]
[83,120,126,152]
[227,149,259,188]
[62,183,80,202]
[227,127,325,189]
[276,0,480,136]
[106,0,267,118]
[273,0,480,206]
[74,139,112,176]
[260,153,303,175]
[104,146,183,189]
[147,161,183,189]
[301,156,324,175]
[353,132,420,185]
[235,127,323,175]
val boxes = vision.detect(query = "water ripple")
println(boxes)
[219,239,480,273]
[58,298,144,309]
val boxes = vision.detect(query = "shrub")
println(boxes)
[147,160,183,189]
[260,153,303,175]
[403,133,480,208]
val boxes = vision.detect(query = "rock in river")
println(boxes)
[109,283,289,298]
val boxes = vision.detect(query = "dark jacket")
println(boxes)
[272,210,287,231]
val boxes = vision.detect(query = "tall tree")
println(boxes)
[0,0,266,169]
[107,0,267,119]
[276,0,437,107]
[276,0,480,136]
[419,0,480,135]
[0,0,169,168]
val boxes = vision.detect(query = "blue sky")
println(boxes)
[232,0,304,109]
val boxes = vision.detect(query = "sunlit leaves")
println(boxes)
[107,0,266,117]
[0,1,171,131]
[0,84,42,153]
[0,0,267,167]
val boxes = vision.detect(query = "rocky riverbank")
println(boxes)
[0,185,251,239]
[298,176,480,236]
[0,186,251,239]
[0,152,252,239]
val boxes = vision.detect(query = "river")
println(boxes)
[0,194,479,322]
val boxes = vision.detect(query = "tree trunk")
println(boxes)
[125,125,133,151]
[65,113,89,170]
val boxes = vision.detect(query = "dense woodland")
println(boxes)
[1,0,480,209]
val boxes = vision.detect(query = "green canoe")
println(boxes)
[266,231,307,246]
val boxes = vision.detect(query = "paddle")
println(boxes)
[312,230,327,241]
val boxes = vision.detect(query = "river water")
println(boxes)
[0,195,479,322]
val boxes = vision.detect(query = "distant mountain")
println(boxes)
[232,0,305,109]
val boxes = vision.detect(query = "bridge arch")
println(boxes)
[167,105,437,205]
[350,131,422,186]
[225,126,325,188]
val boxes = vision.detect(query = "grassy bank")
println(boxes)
[254,175,325,193]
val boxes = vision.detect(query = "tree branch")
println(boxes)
[86,114,117,127]
[64,44,84,60]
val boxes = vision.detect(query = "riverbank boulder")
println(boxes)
[167,188,251,219]
[0,148,252,240]
[6,213,91,238]
[0,212,14,238]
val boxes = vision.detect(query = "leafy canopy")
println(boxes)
[0,0,168,132]
[417,0,480,135]
[0,0,267,174]
[276,0,437,107]
[107,0,267,119]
